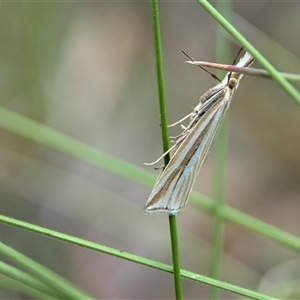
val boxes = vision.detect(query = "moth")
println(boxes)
[144,51,254,215]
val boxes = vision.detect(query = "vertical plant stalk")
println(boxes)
[209,1,231,299]
[151,1,183,299]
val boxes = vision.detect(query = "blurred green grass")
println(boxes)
[0,2,300,299]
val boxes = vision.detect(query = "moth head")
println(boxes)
[227,50,254,89]
[228,75,239,89]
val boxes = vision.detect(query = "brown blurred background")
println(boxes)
[0,2,300,299]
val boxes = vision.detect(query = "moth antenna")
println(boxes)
[182,50,221,82]
[232,47,244,65]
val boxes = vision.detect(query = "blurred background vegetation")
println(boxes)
[1,2,300,299]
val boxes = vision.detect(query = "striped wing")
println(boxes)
[145,51,253,215]
[145,88,231,215]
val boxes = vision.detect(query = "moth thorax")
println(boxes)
[228,76,239,89]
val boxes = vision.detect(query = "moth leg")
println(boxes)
[145,131,187,166]
[168,112,192,127]
[144,143,177,166]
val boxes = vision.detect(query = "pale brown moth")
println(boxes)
[144,51,254,215]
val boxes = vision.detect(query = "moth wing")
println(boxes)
[145,93,230,215]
